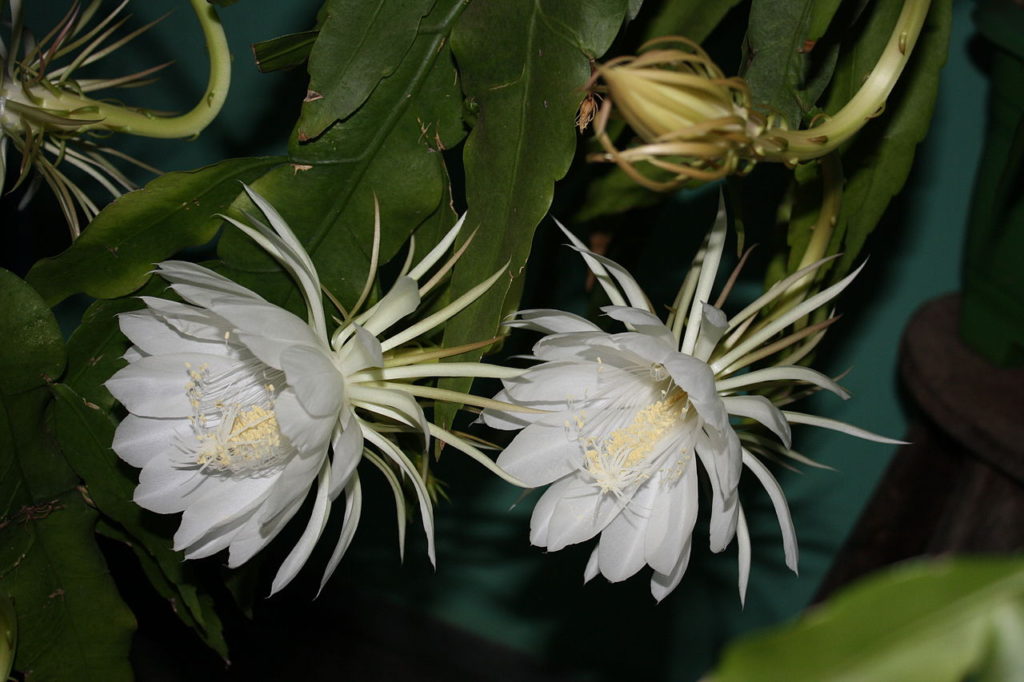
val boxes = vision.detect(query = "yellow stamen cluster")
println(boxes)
[583,396,682,495]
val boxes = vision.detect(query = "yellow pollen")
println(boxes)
[196,404,282,471]
[583,397,681,494]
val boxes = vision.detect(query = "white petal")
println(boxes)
[742,448,799,573]
[650,536,692,602]
[156,260,264,307]
[601,306,675,345]
[111,415,191,468]
[180,512,250,560]
[270,464,332,595]
[723,395,791,448]
[362,276,419,336]
[478,389,533,430]
[227,495,304,567]
[554,219,628,309]
[118,309,226,357]
[782,411,906,444]
[274,387,336,456]
[506,309,601,334]
[215,300,324,365]
[329,420,363,499]
[715,365,850,399]
[173,471,281,548]
[139,297,233,341]
[583,546,600,583]
[645,465,698,575]
[736,504,751,606]
[660,352,727,430]
[107,353,234,418]
[681,196,727,355]
[337,325,383,373]
[529,475,577,547]
[134,457,203,513]
[693,303,728,362]
[598,481,657,582]
[318,474,362,594]
[495,421,579,487]
[546,481,620,552]
[279,344,344,417]
[347,384,429,445]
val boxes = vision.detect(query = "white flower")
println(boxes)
[107,186,523,595]
[481,200,900,602]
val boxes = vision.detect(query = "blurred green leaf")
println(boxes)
[297,0,436,140]
[437,0,630,425]
[823,0,952,278]
[219,0,467,311]
[26,156,284,307]
[52,382,229,660]
[712,557,1024,682]
[252,30,318,73]
[0,269,134,682]
[643,0,743,43]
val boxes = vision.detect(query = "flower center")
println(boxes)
[184,361,289,474]
[582,391,686,496]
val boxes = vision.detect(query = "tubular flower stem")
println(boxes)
[1,0,231,235]
[481,196,900,602]
[106,185,523,595]
[589,0,932,190]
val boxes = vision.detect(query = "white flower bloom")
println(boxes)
[108,186,523,595]
[482,200,901,602]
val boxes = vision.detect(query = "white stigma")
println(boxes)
[183,360,289,474]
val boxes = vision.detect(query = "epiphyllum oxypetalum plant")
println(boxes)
[588,0,932,190]
[106,186,525,595]
[0,0,230,236]
[481,201,900,601]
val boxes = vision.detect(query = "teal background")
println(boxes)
[26,0,986,679]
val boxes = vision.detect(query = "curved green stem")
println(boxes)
[39,0,230,139]
[791,152,843,291]
[762,0,932,162]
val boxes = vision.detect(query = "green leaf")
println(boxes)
[743,0,844,129]
[52,383,229,660]
[252,30,318,73]
[824,0,952,278]
[712,557,1024,682]
[437,0,630,422]
[219,0,468,311]
[0,269,135,682]
[642,0,743,44]
[26,156,284,307]
[297,0,437,140]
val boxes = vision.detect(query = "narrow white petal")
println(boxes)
[329,419,363,499]
[723,395,792,448]
[554,218,627,308]
[134,457,203,513]
[529,475,578,547]
[336,325,383,373]
[567,246,652,313]
[584,546,600,583]
[693,303,728,362]
[736,504,751,606]
[650,536,692,603]
[318,474,363,594]
[429,424,527,487]
[227,495,304,568]
[681,196,727,355]
[546,483,620,552]
[274,387,336,456]
[715,365,850,399]
[407,213,465,281]
[742,449,799,573]
[118,309,226,357]
[506,309,601,334]
[724,254,840,333]
[361,276,420,337]
[155,260,264,307]
[347,383,430,444]
[270,463,333,595]
[601,306,675,345]
[781,411,906,444]
[711,262,866,375]
[362,427,435,566]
